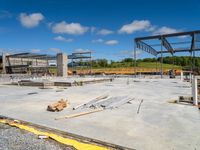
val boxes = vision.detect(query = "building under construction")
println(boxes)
[0,52,67,76]
[134,30,200,77]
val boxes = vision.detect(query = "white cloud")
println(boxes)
[90,26,96,33]
[54,36,73,42]
[74,48,93,53]
[153,26,180,35]
[52,21,88,35]
[97,29,114,35]
[120,50,141,57]
[146,25,157,32]
[153,26,188,38]
[92,38,104,43]
[118,20,151,34]
[31,49,41,53]
[92,39,118,45]
[49,48,61,53]
[104,40,119,45]
[19,13,44,28]
[47,22,53,28]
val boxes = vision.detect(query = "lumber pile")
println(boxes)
[55,96,134,120]
[47,99,69,112]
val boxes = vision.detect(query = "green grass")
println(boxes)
[137,62,182,69]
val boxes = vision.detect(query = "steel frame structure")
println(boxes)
[68,51,92,75]
[4,53,56,74]
[134,30,200,78]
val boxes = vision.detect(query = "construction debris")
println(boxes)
[27,92,38,95]
[57,96,134,120]
[137,99,143,114]
[178,96,193,104]
[90,96,134,109]
[72,94,109,110]
[38,135,49,139]
[56,90,64,92]
[47,99,69,112]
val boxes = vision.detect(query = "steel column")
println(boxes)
[160,38,163,78]
[134,41,137,78]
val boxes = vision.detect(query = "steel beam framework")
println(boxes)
[68,51,92,75]
[134,30,200,78]
[4,53,56,74]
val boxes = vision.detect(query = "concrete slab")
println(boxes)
[0,77,200,150]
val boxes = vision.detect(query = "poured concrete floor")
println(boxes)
[0,77,200,150]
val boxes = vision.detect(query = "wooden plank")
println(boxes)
[55,108,104,120]
[47,100,68,112]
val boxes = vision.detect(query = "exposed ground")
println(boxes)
[0,123,73,150]
[49,62,182,75]
[0,76,200,150]
[74,67,182,75]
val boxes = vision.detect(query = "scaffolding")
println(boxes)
[134,30,200,78]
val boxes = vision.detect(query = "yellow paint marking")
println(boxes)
[0,119,108,150]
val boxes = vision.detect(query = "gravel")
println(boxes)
[0,123,75,150]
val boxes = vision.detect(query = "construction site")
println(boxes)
[0,30,200,150]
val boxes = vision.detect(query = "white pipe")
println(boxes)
[192,76,198,105]
[180,71,183,81]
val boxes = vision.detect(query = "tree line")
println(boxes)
[72,56,200,68]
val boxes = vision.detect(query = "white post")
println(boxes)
[180,71,183,81]
[192,76,198,105]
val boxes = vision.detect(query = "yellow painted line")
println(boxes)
[0,119,108,150]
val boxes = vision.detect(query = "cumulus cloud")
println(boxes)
[118,20,151,34]
[92,38,104,43]
[97,29,114,35]
[47,22,53,28]
[119,50,141,57]
[19,13,44,28]
[90,26,96,33]
[31,49,41,53]
[52,21,88,35]
[104,40,119,45]
[92,39,119,45]
[74,48,93,53]
[153,26,180,35]
[54,35,73,42]
[49,48,61,53]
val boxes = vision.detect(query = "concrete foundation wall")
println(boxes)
[56,53,67,77]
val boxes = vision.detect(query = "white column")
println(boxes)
[180,71,183,81]
[192,76,198,105]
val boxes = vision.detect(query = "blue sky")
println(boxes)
[0,0,200,60]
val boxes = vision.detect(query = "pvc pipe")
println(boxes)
[192,76,198,105]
